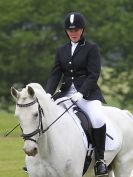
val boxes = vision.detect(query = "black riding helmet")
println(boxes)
[64,12,86,30]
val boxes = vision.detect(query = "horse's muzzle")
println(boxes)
[23,146,38,156]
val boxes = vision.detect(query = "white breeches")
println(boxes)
[65,84,106,128]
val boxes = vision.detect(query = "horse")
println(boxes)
[11,83,133,177]
[130,170,133,177]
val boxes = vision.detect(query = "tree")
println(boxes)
[0,0,66,110]
[0,0,132,111]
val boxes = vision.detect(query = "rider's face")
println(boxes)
[66,28,83,43]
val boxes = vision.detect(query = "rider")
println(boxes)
[46,12,108,176]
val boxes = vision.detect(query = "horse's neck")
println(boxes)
[36,93,67,156]
[38,133,51,158]
[36,91,65,124]
[36,94,87,167]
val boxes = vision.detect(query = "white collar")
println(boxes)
[71,41,78,46]
[71,42,78,56]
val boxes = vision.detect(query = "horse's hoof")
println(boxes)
[22,166,28,173]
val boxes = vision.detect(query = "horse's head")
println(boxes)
[11,85,44,156]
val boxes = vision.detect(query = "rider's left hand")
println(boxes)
[71,92,83,102]
[47,93,54,101]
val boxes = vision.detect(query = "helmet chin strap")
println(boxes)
[79,29,85,40]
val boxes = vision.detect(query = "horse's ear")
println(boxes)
[28,86,35,97]
[11,87,20,99]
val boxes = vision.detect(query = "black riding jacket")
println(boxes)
[46,37,105,103]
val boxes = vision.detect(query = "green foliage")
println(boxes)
[88,1,133,108]
[0,0,132,110]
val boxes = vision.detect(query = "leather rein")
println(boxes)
[16,98,75,143]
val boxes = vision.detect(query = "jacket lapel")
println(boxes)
[65,37,86,58]
[73,43,82,56]
[65,43,71,58]
[73,37,86,57]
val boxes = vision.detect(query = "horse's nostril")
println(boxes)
[34,147,37,152]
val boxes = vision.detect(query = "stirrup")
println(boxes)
[94,160,108,176]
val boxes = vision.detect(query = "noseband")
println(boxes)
[17,98,44,143]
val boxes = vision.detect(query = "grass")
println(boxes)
[0,111,27,177]
[0,111,21,137]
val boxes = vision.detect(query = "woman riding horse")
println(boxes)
[46,12,108,176]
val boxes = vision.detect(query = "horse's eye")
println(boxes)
[34,113,38,117]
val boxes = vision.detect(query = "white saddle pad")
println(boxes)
[55,97,119,151]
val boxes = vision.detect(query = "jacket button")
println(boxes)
[69,61,72,64]
[72,77,74,80]
[70,69,73,72]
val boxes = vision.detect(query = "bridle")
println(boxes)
[17,98,44,143]
[16,97,76,144]
[7,96,114,144]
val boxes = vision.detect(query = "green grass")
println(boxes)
[0,111,27,177]
[0,111,21,137]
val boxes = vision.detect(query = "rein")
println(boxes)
[5,97,113,141]
[42,98,75,133]
[5,97,75,143]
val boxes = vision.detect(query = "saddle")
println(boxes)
[56,98,94,175]
[72,105,94,175]
[73,106,93,143]
[56,97,116,175]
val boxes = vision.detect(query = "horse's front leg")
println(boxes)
[130,170,133,177]
[108,170,115,177]
[25,155,62,177]
[25,154,46,177]
[25,155,38,177]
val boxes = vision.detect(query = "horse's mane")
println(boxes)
[26,83,46,94]
[26,83,48,100]
[26,83,64,115]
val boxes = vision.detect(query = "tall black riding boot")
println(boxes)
[92,124,108,176]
